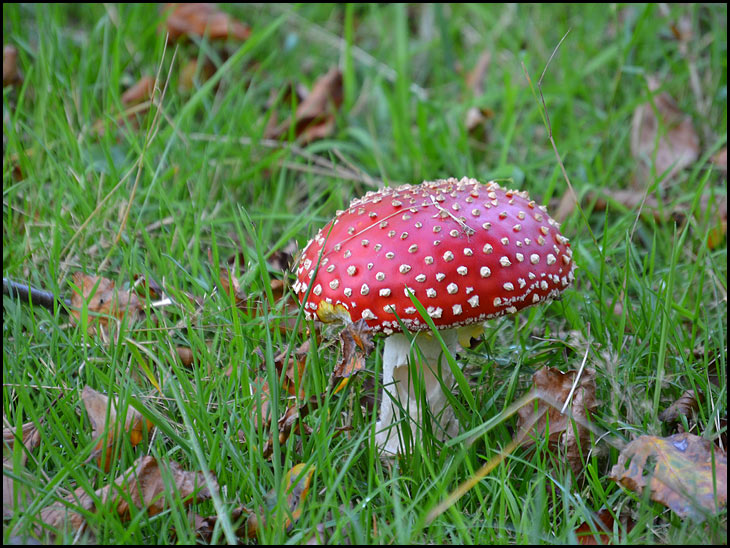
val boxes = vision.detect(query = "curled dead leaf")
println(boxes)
[39,456,216,537]
[246,463,315,538]
[333,319,374,379]
[121,75,155,106]
[81,386,153,472]
[3,44,23,87]
[163,3,251,42]
[3,418,42,518]
[69,273,143,335]
[609,432,727,520]
[658,389,701,423]
[574,508,635,545]
[516,367,598,476]
[265,68,343,145]
[630,76,699,185]
[463,51,494,134]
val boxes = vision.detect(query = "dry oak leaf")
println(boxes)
[163,3,250,42]
[69,273,143,335]
[39,456,216,537]
[121,75,155,106]
[81,386,154,472]
[249,341,309,431]
[246,463,315,538]
[630,76,699,185]
[333,319,374,380]
[658,389,701,424]
[463,51,494,134]
[3,44,23,87]
[574,508,635,545]
[609,432,727,520]
[517,367,598,476]
[3,419,42,518]
[265,68,343,145]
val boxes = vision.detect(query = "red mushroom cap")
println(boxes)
[293,177,574,334]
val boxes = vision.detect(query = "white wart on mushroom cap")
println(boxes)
[294,177,574,333]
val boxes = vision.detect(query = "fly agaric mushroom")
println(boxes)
[293,177,574,454]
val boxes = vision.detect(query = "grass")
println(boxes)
[3,3,727,544]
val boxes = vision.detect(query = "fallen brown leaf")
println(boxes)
[265,68,343,145]
[658,389,701,424]
[333,319,374,379]
[463,51,494,134]
[630,76,699,185]
[3,44,23,87]
[574,508,635,545]
[81,386,154,472]
[69,273,143,335]
[516,367,598,476]
[179,58,217,92]
[39,456,216,537]
[163,3,250,42]
[3,419,42,518]
[121,75,155,106]
[246,463,315,538]
[250,341,309,431]
[609,432,727,520]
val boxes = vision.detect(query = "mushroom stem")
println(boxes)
[375,330,461,455]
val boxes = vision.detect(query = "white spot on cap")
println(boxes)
[500,256,512,267]
[399,264,412,274]
[447,283,458,294]
[530,254,540,264]
[379,288,391,297]
[457,266,468,275]
[443,251,454,262]
[436,273,446,281]
[405,306,417,314]
[347,265,357,275]
[503,282,515,291]
[483,244,493,254]
[329,279,340,289]
[427,306,443,318]
[313,284,322,296]
[376,272,385,281]
[453,304,463,315]
[480,266,491,278]
[360,284,370,295]
[415,274,426,282]
[547,254,556,265]
[425,256,434,265]
[468,295,479,308]
[361,309,376,320]
[408,244,418,253]
[344,288,352,297]
[464,248,473,256]
[426,288,437,298]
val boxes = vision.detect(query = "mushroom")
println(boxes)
[293,177,574,454]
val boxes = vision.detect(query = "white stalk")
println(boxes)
[375,330,461,455]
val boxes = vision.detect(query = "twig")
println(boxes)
[3,278,70,312]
